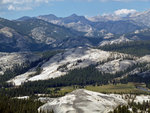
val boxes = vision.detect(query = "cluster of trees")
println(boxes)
[109,105,131,113]
[110,62,150,89]
[99,40,150,57]
[146,84,150,89]
[117,62,150,88]
[120,73,150,89]
[110,100,150,113]
[0,93,56,113]
[0,94,42,113]
[128,100,150,112]
[120,73,150,83]
[0,63,31,83]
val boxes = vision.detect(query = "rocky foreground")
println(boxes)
[38,89,127,113]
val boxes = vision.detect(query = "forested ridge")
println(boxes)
[0,94,42,113]
[99,40,150,56]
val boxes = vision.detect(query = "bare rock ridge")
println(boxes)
[99,35,131,47]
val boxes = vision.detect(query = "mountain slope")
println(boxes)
[125,28,150,40]
[0,17,93,51]
[92,20,142,34]
[0,26,33,52]
[8,47,148,86]
[16,16,32,21]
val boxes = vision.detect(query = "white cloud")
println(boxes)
[8,4,32,11]
[1,0,63,11]
[114,9,137,15]
[2,0,32,4]
[1,0,63,4]
[8,5,15,10]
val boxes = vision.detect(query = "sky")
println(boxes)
[0,0,150,20]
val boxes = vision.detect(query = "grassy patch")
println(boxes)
[47,83,150,96]
[47,86,75,97]
[85,83,149,94]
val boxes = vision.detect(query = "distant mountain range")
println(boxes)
[0,10,150,52]
[37,13,144,35]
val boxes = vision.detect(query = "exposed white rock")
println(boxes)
[31,27,56,45]
[0,27,13,38]
[9,47,112,85]
[97,59,136,74]
[134,30,140,34]
[138,55,150,63]
[87,14,121,22]
[0,52,40,75]
[134,95,150,104]
[8,47,141,86]
[65,21,94,33]
[133,29,150,35]
[103,33,114,39]
[15,96,29,100]
[7,68,37,86]
[38,97,54,103]
[128,10,150,27]
[38,89,127,113]
[85,29,114,38]
[84,28,96,37]
[99,35,131,46]
[38,90,150,113]
[28,47,111,81]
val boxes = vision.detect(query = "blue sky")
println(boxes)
[0,0,150,19]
